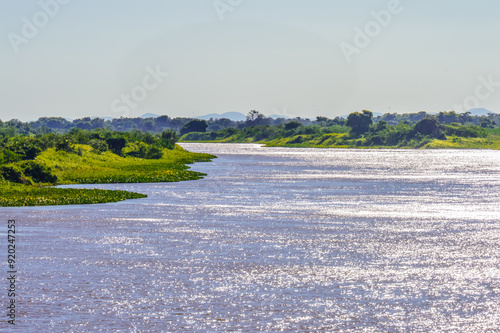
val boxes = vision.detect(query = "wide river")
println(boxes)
[3,143,500,332]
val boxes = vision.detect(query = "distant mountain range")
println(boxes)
[196,112,290,121]
[341,112,384,119]
[123,109,498,122]
[91,116,114,120]
[196,112,247,121]
[268,114,291,119]
[89,112,291,121]
[140,113,161,118]
[467,108,496,116]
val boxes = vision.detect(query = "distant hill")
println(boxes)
[196,113,220,120]
[197,112,293,121]
[341,112,384,119]
[91,116,114,120]
[140,113,160,118]
[268,114,290,119]
[197,112,247,121]
[467,108,496,116]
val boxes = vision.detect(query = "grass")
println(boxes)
[37,144,214,184]
[182,128,500,150]
[263,133,354,148]
[261,131,500,150]
[0,145,215,207]
[423,130,500,149]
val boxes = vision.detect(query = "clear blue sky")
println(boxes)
[1,0,499,121]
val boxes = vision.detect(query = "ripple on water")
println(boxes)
[7,144,500,332]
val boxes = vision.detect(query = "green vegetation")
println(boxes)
[180,110,500,149]
[1,110,498,206]
[180,119,208,135]
[37,144,213,184]
[0,182,147,207]
[0,129,214,207]
[2,109,498,136]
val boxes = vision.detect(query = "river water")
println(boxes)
[3,143,500,332]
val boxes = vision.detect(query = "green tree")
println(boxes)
[89,139,109,154]
[180,119,208,135]
[245,110,270,127]
[145,146,163,159]
[106,137,127,155]
[20,161,57,183]
[0,165,29,184]
[284,120,302,130]
[158,130,177,149]
[246,110,261,121]
[479,116,494,128]
[346,110,373,135]
[55,139,75,153]
[414,117,445,139]
[0,150,22,164]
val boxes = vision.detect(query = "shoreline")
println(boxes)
[180,138,500,150]
[0,145,215,208]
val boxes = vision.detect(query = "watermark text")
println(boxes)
[453,74,500,113]
[8,0,71,54]
[340,0,408,64]
[111,65,169,117]
[213,0,243,21]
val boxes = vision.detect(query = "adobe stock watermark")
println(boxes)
[453,74,500,113]
[213,0,243,21]
[7,0,71,54]
[340,0,411,64]
[111,65,169,117]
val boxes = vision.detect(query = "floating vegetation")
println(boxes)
[0,183,146,207]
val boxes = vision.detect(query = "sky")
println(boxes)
[1,0,499,121]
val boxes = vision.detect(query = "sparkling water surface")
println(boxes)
[3,143,500,332]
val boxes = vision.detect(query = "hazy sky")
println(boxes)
[1,0,499,121]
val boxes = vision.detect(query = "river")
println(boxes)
[3,143,500,332]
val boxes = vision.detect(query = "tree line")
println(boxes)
[2,110,496,138]
[182,110,494,148]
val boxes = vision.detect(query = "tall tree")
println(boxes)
[346,110,373,135]
[180,119,208,135]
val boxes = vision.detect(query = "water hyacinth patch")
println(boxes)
[0,183,147,207]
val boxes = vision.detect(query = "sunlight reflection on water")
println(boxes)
[4,144,500,332]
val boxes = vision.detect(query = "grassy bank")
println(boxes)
[0,145,215,207]
[180,111,500,149]
[182,129,500,150]
[36,144,214,184]
[262,130,500,149]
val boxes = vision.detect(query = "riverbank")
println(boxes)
[263,131,500,149]
[181,128,500,150]
[0,145,215,207]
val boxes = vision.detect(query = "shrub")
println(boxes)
[55,139,75,153]
[180,119,208,135]
[0,150,22,164]
[106,137,127,155]
[288,136,304,144]
[159,130,177,149]
[20,161,58,183]
[123,143,163,159]
[0,165,30,184]
[89,139,109,153]
[145,146,163,159]
[414,117,445,139]
[284,121,302,130]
